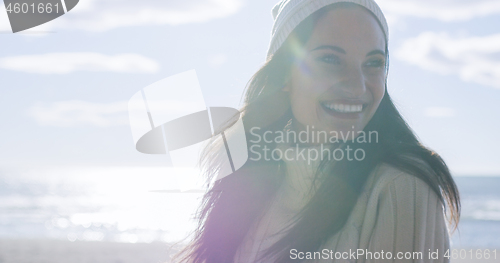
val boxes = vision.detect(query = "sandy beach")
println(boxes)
[0,239,182,263]
[0,239,498,263]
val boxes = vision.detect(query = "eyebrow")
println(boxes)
[310,45,386,57]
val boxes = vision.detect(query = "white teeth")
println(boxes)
[322,103,363,113]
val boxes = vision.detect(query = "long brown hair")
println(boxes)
[175,3,460,262]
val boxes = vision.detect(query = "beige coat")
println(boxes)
[235,146,450,262]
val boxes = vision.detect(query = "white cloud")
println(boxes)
[424,107,456,118]
[395,32,500,88]
[0,52,159,74]
[30,0,244,32]
[377,0,500,22]
[208,53,228,68]
[28,101,130,127]
[28,100,202,127]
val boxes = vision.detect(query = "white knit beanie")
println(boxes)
[267,0,389,59]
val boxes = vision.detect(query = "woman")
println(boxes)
[176,0,460,262]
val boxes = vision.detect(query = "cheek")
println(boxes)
[289,86,317,121]
[372,83,385,103]
[373,78,385,103]
[368,78,386,113]
[288,73,322,124]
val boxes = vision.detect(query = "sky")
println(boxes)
[0,0,499,176]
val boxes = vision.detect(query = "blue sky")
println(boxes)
[0,0,499,176]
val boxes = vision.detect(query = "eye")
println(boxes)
[316,54,341,65]
[365,58,385,68]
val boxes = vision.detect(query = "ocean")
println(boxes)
[0,166,499,248]
[451,177,500,248]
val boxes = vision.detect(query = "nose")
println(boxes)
[338,66,366,98]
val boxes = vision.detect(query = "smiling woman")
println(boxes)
[283,5,386,143]
[174,0,460,262]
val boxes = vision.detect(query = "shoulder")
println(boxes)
[359,163,451,259]
[352,162,451,259]
[356,162,447,231]
[366,162,444,209]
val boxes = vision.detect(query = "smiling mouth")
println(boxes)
[320,102,365,113]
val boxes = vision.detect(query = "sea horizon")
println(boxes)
[1,166,499,248]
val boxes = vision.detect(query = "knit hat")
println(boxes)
[267,0,389,59]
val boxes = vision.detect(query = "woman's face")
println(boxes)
[284,6,387,143]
